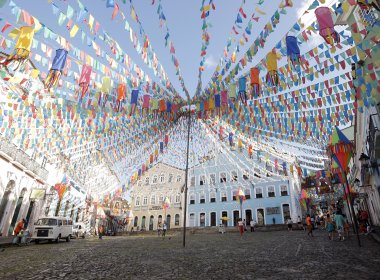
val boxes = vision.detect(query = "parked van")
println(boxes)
[32,217,73,243]
[72,222,86,239]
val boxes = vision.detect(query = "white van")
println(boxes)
[72,222,86,239]
[33,217,73,244]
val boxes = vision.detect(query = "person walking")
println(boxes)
[325,214,335,240]
[250,219,255,232]
[162,222,167,238]
[157,222,162,237]
[287,218,293,231]
[98,225,104,239]
[238,219,244,237]
[14,219,25,236]
[306,214,313,237]
[297,216,304,231]
[334,211,345,241]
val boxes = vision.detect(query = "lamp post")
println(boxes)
[182,101,192,247]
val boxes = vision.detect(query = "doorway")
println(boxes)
[200,213,205,227]
[0,180,16,227]
[245,209,252,226]
[257,209,265,225]
[149,215,154,230]
[210,212,216,226]
[233,210,240,226]
[25,201,35,228]
[141,216,146,230]
[189,213,195,227]
[9,188,27,235]
[166,215,171,229]
[222,211,228,226]
[282,204,290,223]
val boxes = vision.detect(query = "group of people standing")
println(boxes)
[237,219,256,237]
[157,222,168,238]
[305,212,349,241]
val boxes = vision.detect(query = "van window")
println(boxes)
[68,220,73,225]
[36,218,57,226]
[58,220,63,226]
[78,225,82,229]
[63,220,67,226]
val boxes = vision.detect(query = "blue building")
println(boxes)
[187,151,299,227]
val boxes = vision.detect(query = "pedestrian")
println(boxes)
[157,222,162,236]
[162,222,167,238]
[250,219,255,232]
[325,214,335,240]
[13,219,25,236]
[237,219,244,237]
[287,218,293,231]
[343,214,350,238]
[243,219,247,231]
[98,225,104,239]
[334,211,345,241]
[306,214,313,237]
[297,216,304,231]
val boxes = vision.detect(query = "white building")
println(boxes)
[130,163,185,231]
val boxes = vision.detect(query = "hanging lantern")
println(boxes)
[315,7,339,46]
[3,26,34,71]
[250,67,260,98]
[116,83,126,112]
[99,76,111,108]
[130,89,139,115]
[265,50,279,88]
[286,35,307,71]
[44,49,68,90]
[238,76,247,105]
[78,64,92,100]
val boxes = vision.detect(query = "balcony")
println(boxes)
[0,137,48,181]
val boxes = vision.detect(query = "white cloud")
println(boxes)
[204,55,218,69]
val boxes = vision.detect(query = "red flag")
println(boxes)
[239,7,247,18]
[112,3,119,20]
[1,22,12,33]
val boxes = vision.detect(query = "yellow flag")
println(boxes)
[70,25,79,38]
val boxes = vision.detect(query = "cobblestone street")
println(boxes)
[1,230,380,280]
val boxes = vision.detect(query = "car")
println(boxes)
[72,222,86,239]
[32,217,73,244]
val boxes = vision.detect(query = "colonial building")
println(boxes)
[187,151,298,227]
[130,163,185,231]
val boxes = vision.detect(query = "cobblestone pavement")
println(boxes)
[1,229,380,280]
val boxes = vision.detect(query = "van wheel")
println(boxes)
[66,235,71,242]
[35,240,40,244]
[55,235,60,243]
[82,235,85,239]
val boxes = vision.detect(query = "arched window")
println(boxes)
[159,195,164,205]
[176,175,182,182]
[221,191,227,202]
[152,175,158,184]
[199,193,205,204]
[268,186,275,197]
[175,214,180,226]
[160,173,165,183]
[175,194,181,203]
[231,171,238,181]
[200,175,206,185]
[244,189,251,199]
[220,172,227,183]
[256,187,263,198]
[133,216,138,227]
[209,174,216,185]
[150,195,156,205]
[135,197,140,206]
[189,194,195,204]
[280,185,288,196]
[210,192,216,203]
[143,196,148,205]
[232,190,238,201]
[137,180,142,187]
[145,177,150,185]
[168,174,173,183]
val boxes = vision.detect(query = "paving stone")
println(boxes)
[0,230,379,279]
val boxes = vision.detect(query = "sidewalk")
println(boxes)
[0,236,14,247]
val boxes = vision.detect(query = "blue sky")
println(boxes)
[1,0,316,97]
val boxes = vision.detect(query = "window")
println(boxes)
[210,192,216,203]
[281,185,288,196]
[190,194,195,204]
[209,174,216,185]
[137,180,142,187]
[243,170,249,180]
[175,214,180,226]
[176,175,182,182]
[268,186,275,197]
[221,191,227,202]
[200,193,205,204]
[135,197,140,206]
[175,194,181,203]
[244,189,251,199]
[58,220,62,226]
[143,196,148,205]
[256,188,263,198]
[200,175,206,185]
[62,220,67,225]
[160,173,165,183]
[232,190,238,201]
[168,174,173,183]
[152,175,158,184]
[190,176,195,187]
[220,172,227,183]
[145,177,150,185]
[159,195,164,205]
[150,195,156,205]
[231,171,238,181]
